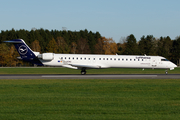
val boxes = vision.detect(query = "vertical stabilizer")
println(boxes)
[4,39,43,66]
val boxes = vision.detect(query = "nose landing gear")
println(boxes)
[165,70,168,75]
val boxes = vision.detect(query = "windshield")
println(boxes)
[161,59,169,61]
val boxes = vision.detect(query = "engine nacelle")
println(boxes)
[38,53,54,61]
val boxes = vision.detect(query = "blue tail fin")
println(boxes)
[4,39,43,66]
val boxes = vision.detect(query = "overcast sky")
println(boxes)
[1,0,180,42]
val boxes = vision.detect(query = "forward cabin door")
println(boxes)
[152,58,157,68]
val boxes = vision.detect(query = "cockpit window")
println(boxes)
[161,59,169,61]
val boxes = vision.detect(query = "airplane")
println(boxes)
[4,39,177,75]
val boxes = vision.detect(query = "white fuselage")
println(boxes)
[39,54,177,70]
[5,39,177,75]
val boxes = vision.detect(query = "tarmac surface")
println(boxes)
[0,74,180,79]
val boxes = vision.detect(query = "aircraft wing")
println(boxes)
[69,64,101,69]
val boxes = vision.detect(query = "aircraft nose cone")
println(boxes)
[172,62,177,68]
[170,63,177,70]
[174,64,177,68]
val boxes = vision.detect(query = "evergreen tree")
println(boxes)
[138,35,155,55]
[123,34,139,55]
[157,36,172,59]
[171,37,180,64]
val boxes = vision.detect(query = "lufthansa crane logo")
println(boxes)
[18,45,28,55]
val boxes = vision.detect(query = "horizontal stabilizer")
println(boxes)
[4,40,23,43]
[17,57,22,60]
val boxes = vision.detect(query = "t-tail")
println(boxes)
[4,39,43,66]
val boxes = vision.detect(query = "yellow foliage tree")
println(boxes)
[95,38,104,54]
[71,42,77,54]
[46,38,58,53]
[57,37,70,53]
[31,40,41,52]
[77,38,90,54]
[102,37,117,55]
[0,43,9,66]
[5,45,22,66]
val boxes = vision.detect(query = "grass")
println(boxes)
[0,79,180,119]
[0,67,179,74]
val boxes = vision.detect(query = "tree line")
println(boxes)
[117,34,180,65]
[0,28,179,66]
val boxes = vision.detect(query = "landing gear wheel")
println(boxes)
[81,69,86,75]
[165,70,168,75]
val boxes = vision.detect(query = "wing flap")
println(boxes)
[62,65,78,69]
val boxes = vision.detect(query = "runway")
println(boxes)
[0,74,180,79]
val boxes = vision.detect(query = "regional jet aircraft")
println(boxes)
[4,39,177,75]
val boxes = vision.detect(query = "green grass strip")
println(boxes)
[0,67,179,74]
[0,79,180,119]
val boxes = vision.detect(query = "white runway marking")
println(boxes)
[42,75,158,78]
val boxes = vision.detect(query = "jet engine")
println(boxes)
[37,53,54,61]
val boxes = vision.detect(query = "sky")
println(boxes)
[0,0,180,43]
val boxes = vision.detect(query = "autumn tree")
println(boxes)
[46,38,58,53]
[0,43,10,66]
[31,40,41,52]
[117,42,126,55]
[102,37,117,55]
[94,38,104,54]
[77,38,90,54]
[57,37,70,53]
[7,45,22,66]
[71,42,77,54]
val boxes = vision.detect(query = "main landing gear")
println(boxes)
[165,69,168,75]
[81,68,86,75]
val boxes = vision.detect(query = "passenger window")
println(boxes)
[107,58,108,60]
[103,58,105,60]
[84,58,86,60]
[65,57,66,59]
[69,57,70,59]
[88,58,90,60]
[99,58,101,60]
[93,58,95,60]
[76,57,78,60]
[61,57,63,59]
[110,58,112,60]
[118,58,120,61]
[114,58,116,60]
